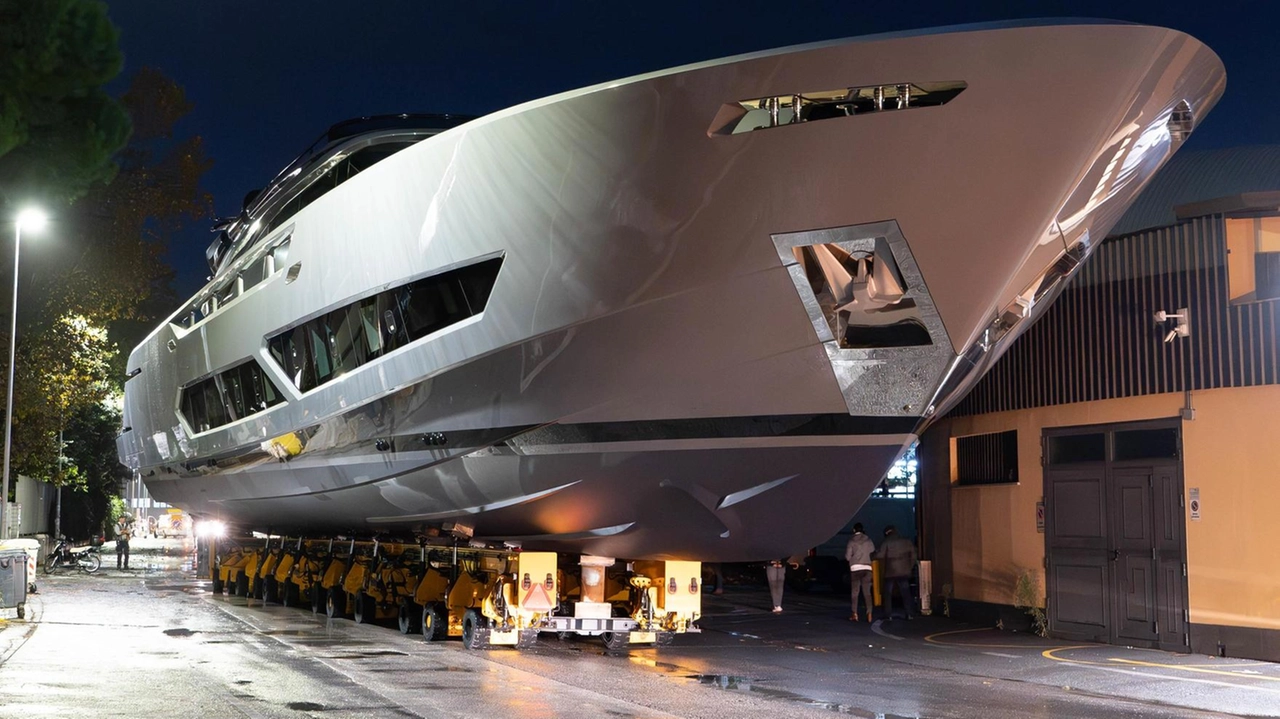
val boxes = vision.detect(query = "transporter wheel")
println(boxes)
[353,593,376,624]
[421,602,447,642]
[234,572,248,597]
[281,582,300,608]
[461,608,487,650]
[211,572,223,594]
[263,577,279,604]
[397,600,418,634]
[252,576,265,600]
[326,586,347,619]
[311,586,326,615]
[602,630,631,653]
[654,631,675,647]
[516,628,539,650]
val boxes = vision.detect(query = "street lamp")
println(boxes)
[1,207,47,540]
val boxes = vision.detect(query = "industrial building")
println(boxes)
[919,146,1280,662]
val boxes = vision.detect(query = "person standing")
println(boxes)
[116,516,133,570]
[877,525,918,619]
[844,523,876,622]
[766,555,804,613]
[710,563,725,595]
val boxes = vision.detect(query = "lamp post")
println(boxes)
[1,207,46,540]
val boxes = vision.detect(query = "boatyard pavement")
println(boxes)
[1,539,1276,719]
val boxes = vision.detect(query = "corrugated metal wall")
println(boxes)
[952,215,1280,416]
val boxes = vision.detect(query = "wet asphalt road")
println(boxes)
[2,540,1277,718]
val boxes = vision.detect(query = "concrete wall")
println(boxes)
[924,385,1279,632]
[14,475,54,537]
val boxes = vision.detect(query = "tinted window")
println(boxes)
[180,361,285,434]
[1047,433,1105,464]
[268,256,503,392]
[1114,427,1179,461]
[266,141,417,234]
[329,305,365,374]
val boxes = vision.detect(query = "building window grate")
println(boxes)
[954,430,1018,486]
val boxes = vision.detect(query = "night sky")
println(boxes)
[105,0,1278,300]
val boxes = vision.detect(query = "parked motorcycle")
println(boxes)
[44,537,102,574]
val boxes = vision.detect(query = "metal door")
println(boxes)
[1044,419,1188,651]
[1152,465,1188,650]
[1045,466,1109,642]
[1110,468,1158,644]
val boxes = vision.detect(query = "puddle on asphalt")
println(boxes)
[148,584,197,592]
[287,702,325,711]
[163,628,197,637]
[323,649,411,659]
[685,674,923,718]
[628,656,687,673]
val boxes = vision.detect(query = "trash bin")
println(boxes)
[0,538,40,594]
[0,549,27,619]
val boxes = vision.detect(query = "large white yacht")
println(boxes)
[117,20,1224,561]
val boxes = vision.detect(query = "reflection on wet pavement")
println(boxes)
[3,540,1271,719]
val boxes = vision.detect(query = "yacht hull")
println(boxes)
[118,21,1224,560]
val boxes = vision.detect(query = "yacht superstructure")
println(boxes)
[118,21,1224,561]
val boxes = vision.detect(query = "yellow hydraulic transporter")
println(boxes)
[204,534,701,652]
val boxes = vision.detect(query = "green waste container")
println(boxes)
[0,549,27,619]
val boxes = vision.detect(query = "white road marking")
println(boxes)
[871,620,904,641]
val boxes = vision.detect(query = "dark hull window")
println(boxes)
[844,319,931,349]
[180,361,285,434]
[268,255,503,392]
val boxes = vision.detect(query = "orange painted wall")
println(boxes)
[944,385,1280,630]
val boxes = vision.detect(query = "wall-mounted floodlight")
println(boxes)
[1154,307,1190,343]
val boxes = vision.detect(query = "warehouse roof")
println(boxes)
[1111,145,1280,236]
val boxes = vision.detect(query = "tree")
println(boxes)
[54,401,129,541]
[0,0,131,206]
[11,314,114,482]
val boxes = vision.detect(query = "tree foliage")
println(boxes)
[3,68,211,497]
[52,402,130,541]
[11,314,114,481]
[37,66,212,364]
[0,0,131,206]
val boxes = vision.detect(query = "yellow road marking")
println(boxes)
[1108,658,1280,682]
[1042,645,1100,664]
[923,627,1064,650]
[1044,645,1280,691]
[1179,662,1269,668]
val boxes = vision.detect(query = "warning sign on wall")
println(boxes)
[1189,487,1201,521]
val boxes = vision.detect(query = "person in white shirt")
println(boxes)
[844,523,876,622]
